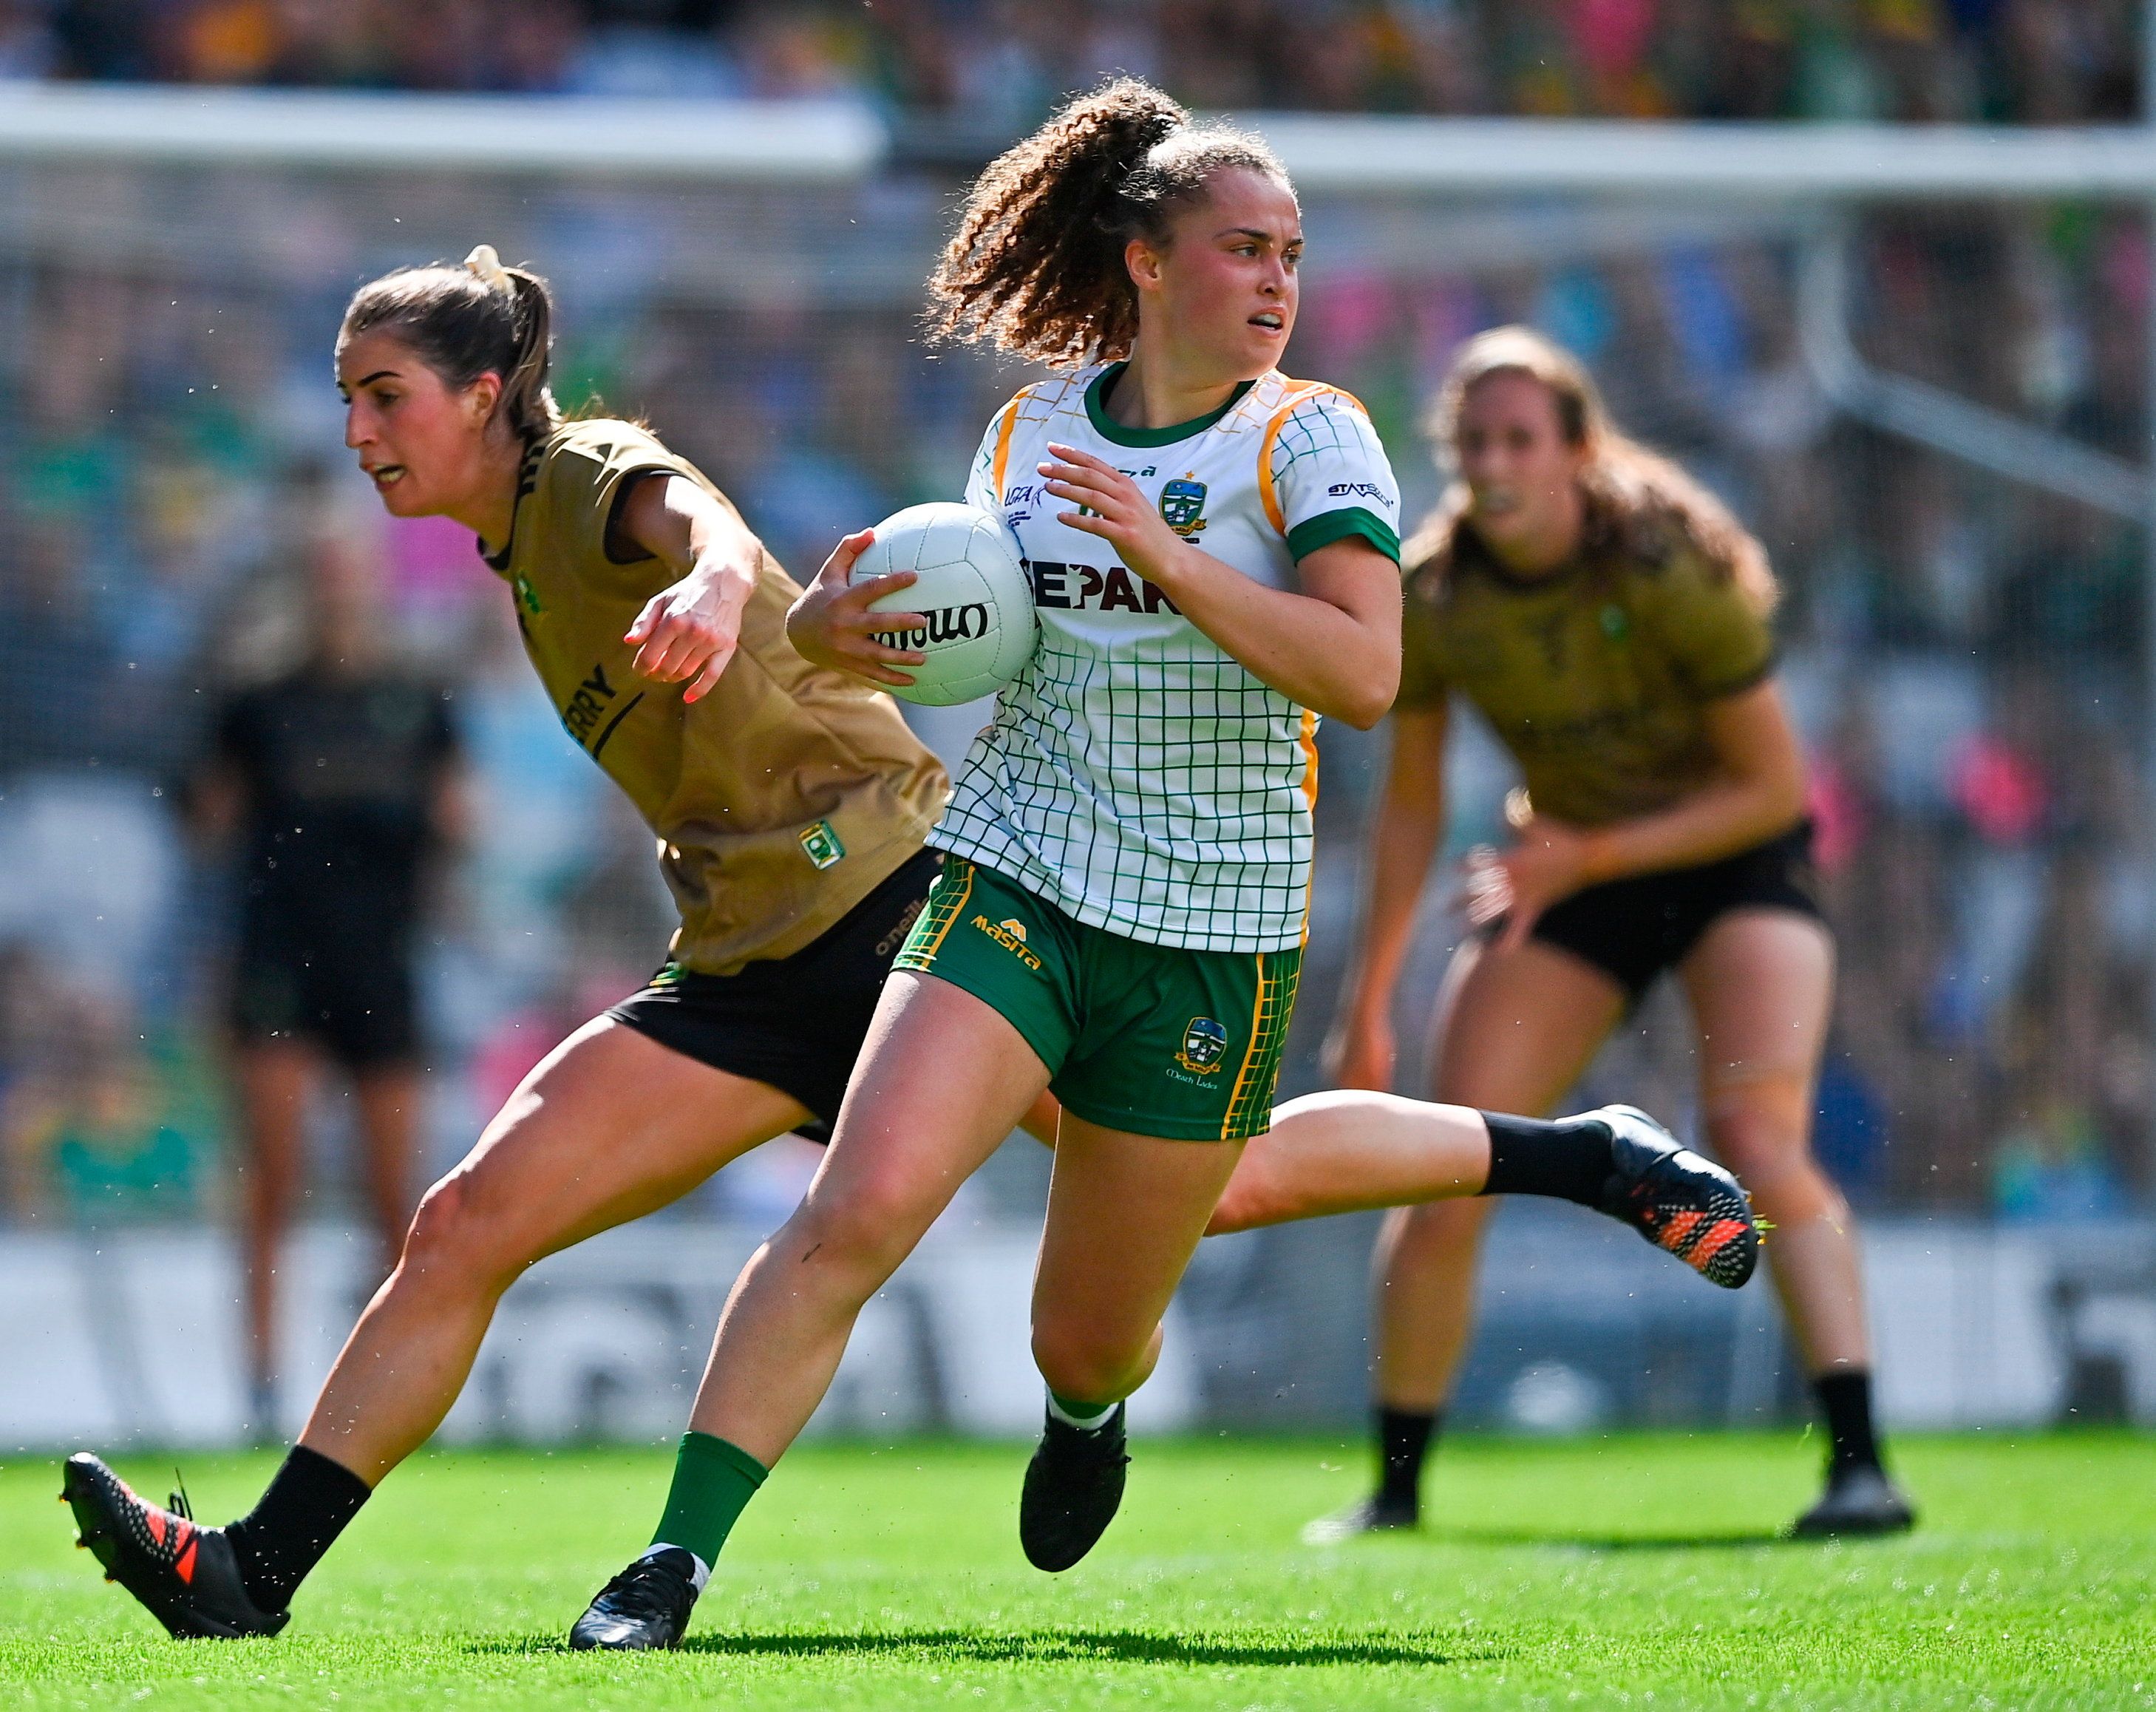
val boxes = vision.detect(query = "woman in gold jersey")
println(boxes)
[62,247,1043,1639]
[1308,327,1913,1541]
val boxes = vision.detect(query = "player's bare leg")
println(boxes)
[65,1016,814,1636]
[1019,1115,1245,1571]
[676,975,1044,1461]
[569,973,1044,1650]
[305,1017,811,1481]
[1208,1093,1487,1232]
[1298,936,1623,1538]
[1681,910,1911,1536]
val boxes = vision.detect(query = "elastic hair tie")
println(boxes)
[463,245,512,294]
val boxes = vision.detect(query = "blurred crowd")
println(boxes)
[0,154,2152,1232]
[0,0,2138,127]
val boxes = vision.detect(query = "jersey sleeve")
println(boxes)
[540,422,703,568]
[964,390,1031,512]
[1266,391,1403,565]
[1650,546,1778,701]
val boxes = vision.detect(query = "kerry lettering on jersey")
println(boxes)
[483,418,947,975]
[559,662,645,758]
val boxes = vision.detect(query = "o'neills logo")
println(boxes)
[870,603,990,648]
[970,911,1042,971]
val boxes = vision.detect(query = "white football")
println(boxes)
[857,501,1038,706]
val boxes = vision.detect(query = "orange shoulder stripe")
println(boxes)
[989,384,1039,503]
[1255,380,1370,537]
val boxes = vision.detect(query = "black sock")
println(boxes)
[224,1446,374,1613]
[1376,1406,1439,1512]
[1812,1370,1883,1476]
[1476,1112,1615,1208]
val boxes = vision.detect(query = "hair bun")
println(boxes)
[463,245,511,294]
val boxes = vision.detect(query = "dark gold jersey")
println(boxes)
[1396,503,1775,827]
[486,419,947,974]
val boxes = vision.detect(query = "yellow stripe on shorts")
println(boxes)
[1222,952,1298,1140]
[893,855,974,971]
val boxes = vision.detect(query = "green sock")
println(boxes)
[651,1431,767,1568]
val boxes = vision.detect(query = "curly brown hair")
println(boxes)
[1409,325,1778,614]
[925,78,1290,369]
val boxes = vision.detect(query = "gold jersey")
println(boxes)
[1396,503,1776,827]
[486,419,947,974]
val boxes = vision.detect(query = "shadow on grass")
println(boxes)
[1424,1527,1787,1552]
[476,1629,1496,1668]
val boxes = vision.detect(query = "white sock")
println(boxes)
[1047,1393,1118,1433]
[642,1543,711,1592]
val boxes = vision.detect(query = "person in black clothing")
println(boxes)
[198,529,463,1435]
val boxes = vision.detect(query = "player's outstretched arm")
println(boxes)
[783,529,931,687]
[613,474,761,703]
[1039,443,1401,727]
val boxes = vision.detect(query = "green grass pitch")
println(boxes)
[4,1431,2151,1709]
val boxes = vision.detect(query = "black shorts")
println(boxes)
[1520,821,1824,1005]
[606,848,940,1144]
[229,931,419,1071]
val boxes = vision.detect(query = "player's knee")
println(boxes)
[1032,1320,1147,1405]
[788,1175,931,1291]
[1206,1152,1289,1234]
[1703,1109,1843,1226]
[398,1171,523,1291]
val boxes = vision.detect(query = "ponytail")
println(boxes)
[926,77,1290,367]
[339,245,562,446]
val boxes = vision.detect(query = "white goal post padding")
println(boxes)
[4,89,2156,199]
[0,86,885,181]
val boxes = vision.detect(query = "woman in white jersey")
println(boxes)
[570,81,1761,1651]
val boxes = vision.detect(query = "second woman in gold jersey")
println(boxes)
[1314,327,1914,1541]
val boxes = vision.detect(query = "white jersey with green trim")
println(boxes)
[928,361,1401,954]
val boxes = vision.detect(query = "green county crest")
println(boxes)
[1177,1016,1228,1076]
[1159,476,1208,537]
[798,820,846,870]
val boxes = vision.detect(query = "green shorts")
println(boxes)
[892,856,1300,1142]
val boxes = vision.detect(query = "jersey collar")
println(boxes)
[480,438,547,574]
[1083,362,1256,448]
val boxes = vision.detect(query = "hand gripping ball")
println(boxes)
[857,502,1038,706]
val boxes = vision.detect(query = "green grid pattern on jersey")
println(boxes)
[1268,388,1387,493]
[930,622,1314,954]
